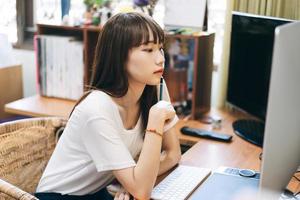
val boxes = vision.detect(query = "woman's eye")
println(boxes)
[143,48,153,52]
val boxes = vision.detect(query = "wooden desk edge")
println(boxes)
[4,106,47,118]
[4,95,76,118]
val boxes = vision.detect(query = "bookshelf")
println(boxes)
[163,33,215,120]
[36,24,214,119]
[37,24,91,88]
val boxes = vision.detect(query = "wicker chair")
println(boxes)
[0,117,67,200]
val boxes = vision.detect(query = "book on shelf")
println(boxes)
[34,35,84,100]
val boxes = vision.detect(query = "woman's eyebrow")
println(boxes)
[141,41,163,46]
[141,41,154,45]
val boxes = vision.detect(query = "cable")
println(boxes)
[294,175,300,182]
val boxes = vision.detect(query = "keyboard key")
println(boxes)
[151,165,211,200]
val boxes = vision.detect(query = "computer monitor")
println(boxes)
[227,12,293,147]
[259,21,300,198]
[186,22,300,200]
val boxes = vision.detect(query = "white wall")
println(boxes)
[12,49,37,97]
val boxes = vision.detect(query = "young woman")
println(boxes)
[35,12,181,200]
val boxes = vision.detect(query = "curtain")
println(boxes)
[214,0,234,108]
[233,0,300,20]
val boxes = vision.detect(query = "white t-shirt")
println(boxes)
[36,84,178,195]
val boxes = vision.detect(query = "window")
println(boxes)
[207,0,227,70]
[0,0,17,43]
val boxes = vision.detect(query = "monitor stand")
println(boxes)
[232,119,265,147]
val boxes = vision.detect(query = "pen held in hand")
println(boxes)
[159,77,163,101]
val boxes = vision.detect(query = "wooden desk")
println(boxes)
[5,96,299,193]
[175,108,262,171]
[179,140,300,195]
[5,96,262,167]
[5,95,260,143]
[4,95,76,118]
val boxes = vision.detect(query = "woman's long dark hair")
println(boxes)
[71,12,165,130]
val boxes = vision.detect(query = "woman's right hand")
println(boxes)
[147,100,176,134]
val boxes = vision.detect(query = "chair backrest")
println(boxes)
[0,117,66,199]
[0,179,38,200]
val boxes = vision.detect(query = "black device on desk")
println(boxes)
[181,126,232,142]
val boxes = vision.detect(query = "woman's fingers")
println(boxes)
[119,192,125,199]
[114,191,130,200]
[124,192,130,200]
[114,192,119,200]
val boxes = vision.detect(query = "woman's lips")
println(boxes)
[154,68,164,74]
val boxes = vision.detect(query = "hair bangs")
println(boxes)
[129,14,165,48]
[145,18,165,45]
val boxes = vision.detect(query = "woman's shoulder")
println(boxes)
[75,90,116,117]
[88,90,112,101]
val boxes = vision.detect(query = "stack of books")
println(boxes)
[34,35,84,100]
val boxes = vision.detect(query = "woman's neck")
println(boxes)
[114,80,145,109]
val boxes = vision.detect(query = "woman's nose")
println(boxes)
[156,49,165,67]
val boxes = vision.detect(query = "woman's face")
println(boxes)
[126,32,165,86]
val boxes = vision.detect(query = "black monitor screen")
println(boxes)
[227,12,292,120]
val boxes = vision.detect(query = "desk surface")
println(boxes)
[5,95,262,169]
[5,95,261,153]
[180,136,300,194]
[5,95,299,193]
[176,117,262,171]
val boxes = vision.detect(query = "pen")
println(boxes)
[159,77,163,101]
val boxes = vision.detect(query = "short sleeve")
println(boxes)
[158,80,179,132]
[82,116,136,172]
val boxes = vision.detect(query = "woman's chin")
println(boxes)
[148,77,161,85]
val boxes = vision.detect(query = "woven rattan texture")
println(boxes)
[0,118,66,200]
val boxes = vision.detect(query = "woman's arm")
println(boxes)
[158,127,181,176]
[113,127,181,200]
[112,101,175,200]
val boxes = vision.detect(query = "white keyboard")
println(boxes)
[151,165,211,200]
